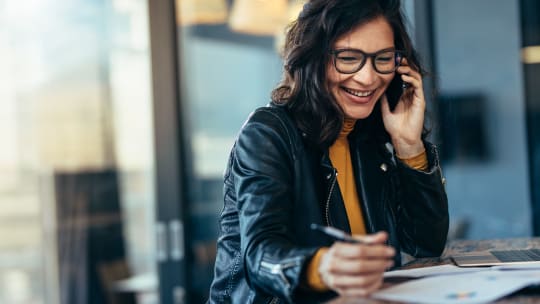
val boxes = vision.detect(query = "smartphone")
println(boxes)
[386,74,405,112]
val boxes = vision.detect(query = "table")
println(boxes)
[327,238,540,303]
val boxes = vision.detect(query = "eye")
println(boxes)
[376,56,393,62]
[336,51,363,63]
[339,56,360,62]
[375,51,397,67]
[375,52,394,62]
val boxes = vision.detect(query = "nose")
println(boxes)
[352,58,377,85]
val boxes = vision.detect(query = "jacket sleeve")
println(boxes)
[394,142,449,257]
[231,109,321,303]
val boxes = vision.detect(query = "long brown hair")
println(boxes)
[271,0,425,148]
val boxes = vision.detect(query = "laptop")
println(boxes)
[451,248,540,267]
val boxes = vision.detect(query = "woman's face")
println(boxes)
[326,16,396,120]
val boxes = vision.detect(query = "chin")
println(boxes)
[343,105,377,120]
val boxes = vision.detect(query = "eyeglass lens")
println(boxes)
[334,50,402,74]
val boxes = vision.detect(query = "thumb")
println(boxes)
[352,231,389,244]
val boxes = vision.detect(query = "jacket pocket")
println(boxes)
[267,296,280,304]
[259,256,301,292]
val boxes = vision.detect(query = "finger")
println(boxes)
[331,272,383,289]
[401,74,425,104]
[352,231,389,244]
[397,66,422,93]
[328,258,394,274]
[331,243,396,259]
[339,276,385,298]
[397,65,423,90]
[400,57,410,66]
[399,58,420,73]
[401,74,421,89]
[333,276,384,297]
[396,65,420,78]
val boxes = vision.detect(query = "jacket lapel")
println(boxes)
[320,152,352,233]
[349,135,389,234]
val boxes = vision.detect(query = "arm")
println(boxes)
[232,109,319,302]
[395,142,449,256]
[381,59,449,256]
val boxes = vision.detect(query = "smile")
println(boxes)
[342,87,375,97]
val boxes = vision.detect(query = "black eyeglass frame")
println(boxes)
[329,48,405,75]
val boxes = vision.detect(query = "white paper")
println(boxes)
[384,264,487,278]
[492,262,540,270]
[373,271,540,304]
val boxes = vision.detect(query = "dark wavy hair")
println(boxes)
[271,0,425,148]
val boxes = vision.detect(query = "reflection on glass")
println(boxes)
[175,0,228,26]
[0,0,157,303]
[177,12,285,302]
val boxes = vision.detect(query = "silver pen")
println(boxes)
[310,223,364,244]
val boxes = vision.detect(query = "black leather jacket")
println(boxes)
[208,104,449,304]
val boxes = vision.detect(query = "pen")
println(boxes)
[310,223,364,244]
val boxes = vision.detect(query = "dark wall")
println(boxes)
[521,0,540,235]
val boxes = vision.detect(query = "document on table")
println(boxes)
[374,270,540,304]
[384,264,487,278]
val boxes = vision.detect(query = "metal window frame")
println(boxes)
[148,0,192,303]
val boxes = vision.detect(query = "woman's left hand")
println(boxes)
[381,59,425,158]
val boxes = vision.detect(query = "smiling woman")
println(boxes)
[208,0,448,303]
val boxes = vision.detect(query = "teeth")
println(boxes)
[344,88,374,97]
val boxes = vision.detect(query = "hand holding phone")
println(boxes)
[381,58,426,158]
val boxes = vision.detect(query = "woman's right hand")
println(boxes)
[318,231,395,297]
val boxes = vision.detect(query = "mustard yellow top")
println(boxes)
[329,118,367,235]
[306,119,428,291]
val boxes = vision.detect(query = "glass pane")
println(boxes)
[0,0,158,303]
[175,0,296,302]
[432,0,531,239]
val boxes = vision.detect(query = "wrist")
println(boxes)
[392,140,425,159]
[306,248,330,291]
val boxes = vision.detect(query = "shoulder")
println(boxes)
[245,104,294,128]
[232,104,302,162]
[240,104,299,143]
[227,105,300,178]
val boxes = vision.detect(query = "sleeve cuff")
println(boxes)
[398,149,428,171]
[306,248,330,292]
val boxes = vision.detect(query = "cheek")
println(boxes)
[326,67,339,87]
[326,71,349,92]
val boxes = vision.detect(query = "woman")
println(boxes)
[208,0,448,303]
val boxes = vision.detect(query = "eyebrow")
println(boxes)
[332,46,396,53]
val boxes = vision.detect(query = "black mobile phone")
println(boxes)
[386,74,405,112]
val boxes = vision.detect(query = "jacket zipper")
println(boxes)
[432,145,446,185]
[268,297,280,304]
[324,168,338,226]
[260,260,298,290]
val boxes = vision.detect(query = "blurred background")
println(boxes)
[0,0,539,303]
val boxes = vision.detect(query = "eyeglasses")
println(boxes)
[329,48,404,74]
